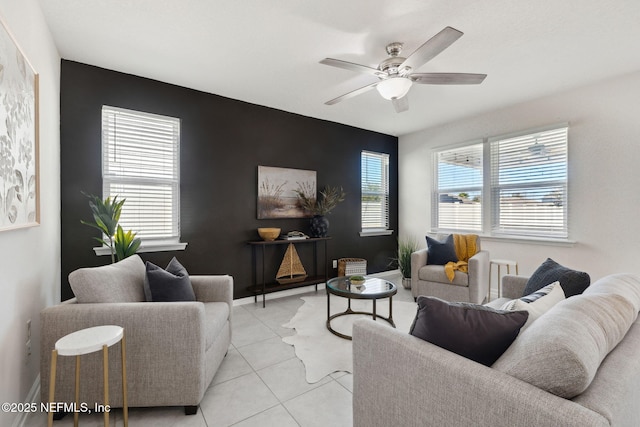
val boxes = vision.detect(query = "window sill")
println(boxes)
[476,234,575,247]
[359,229,394,237]
[93,241,188,256]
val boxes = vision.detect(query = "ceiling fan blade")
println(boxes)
[410,73,487,85]
[392,96,409,113]
[400,27,463,71]
[320,58,386,77]
[325,81,379,105]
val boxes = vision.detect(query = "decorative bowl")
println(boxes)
[349,275,366,286]
[258,227,281,241]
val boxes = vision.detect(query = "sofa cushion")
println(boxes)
[409,296,528,366]
[493,293,637,398]
[204,302,230,350]
[425,234,458,266]
[144,257,196,302]
[418,265,469,286]
[523,258,590,297]
[69,254,146,303]
[501,282,565,330]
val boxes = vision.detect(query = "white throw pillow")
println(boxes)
[500,281,565,330]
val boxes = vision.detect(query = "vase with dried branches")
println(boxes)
[295,185,346,237]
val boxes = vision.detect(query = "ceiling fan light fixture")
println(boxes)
[376,77,412,100]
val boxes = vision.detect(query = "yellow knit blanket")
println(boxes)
[444,234,479,282]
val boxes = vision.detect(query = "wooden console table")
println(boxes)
[248,237,330,307]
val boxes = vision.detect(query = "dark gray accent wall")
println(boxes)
[60,60,398,300]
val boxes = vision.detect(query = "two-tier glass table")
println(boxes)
[325,276,397,340]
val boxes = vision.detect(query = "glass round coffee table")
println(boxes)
[326,276,397,340]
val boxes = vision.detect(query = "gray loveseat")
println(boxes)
[40,255,232,414]
[353,273,640,426]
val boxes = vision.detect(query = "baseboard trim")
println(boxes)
[12,374,40,427]
[233,269,401,306]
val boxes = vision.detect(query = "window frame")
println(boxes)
[431,124,570,241]
[360,150,393,237]
[432,140,484,233]
[95,106,186,255]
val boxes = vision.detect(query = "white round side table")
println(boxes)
[47,325,128,427]
[490,259,519,299]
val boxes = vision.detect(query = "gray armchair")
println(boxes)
[40,256,232,415]
[411,236,490,304]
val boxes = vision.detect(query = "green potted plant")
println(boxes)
[81,193,141,263]
[295,185,346,237]
[393,237,418,289]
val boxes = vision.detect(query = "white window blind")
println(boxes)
[490,126,568,238]
[434,143,483,231]
[102,106,180,242]
[361,151,390,231]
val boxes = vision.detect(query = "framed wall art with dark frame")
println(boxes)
[257,166,316,219]
[0,14,39,231]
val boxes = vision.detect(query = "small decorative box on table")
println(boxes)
[337,258,367,276]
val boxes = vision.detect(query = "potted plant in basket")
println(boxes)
[295,185,346,237]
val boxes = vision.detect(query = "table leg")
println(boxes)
[74,355,80,427]
[121,333,128,427]
[103,344,109,427]
[488,263,493,302]
[388,296,394,326]
[327,292,330,320]
[47,350,57,427]
[372,299,377,320]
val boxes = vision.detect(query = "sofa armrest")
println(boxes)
[468,250,490,304]
[191,275,233,307]
[352,319,607,427]
[40,301,208,406]
[502,274,529,299]
[411,249,428,292]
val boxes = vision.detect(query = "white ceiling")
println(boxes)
[37,0,640,137]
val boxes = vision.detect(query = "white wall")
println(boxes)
[399,71,640,283]
[0,1,60,426]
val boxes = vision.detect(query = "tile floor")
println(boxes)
[25,273,415,427]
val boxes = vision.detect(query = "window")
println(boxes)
[361,150,391,235]
[432,125,569,239]
[490,127,568,238]
[102,106,182,246]
[434,142,483,232]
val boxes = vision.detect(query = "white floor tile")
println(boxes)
[211,347,254,386]
[232,317,278,348]
[284,381,353,427]
[200,372,279,427]
[236,336,296,371]
[257,357,331,402]
[336,373,353,393]
[230,404,299,427]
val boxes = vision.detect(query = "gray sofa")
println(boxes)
[353,273,640,427]
[40,255,233,414]
[411,236,490,304]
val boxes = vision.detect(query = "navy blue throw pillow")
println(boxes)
[426,235,458,265]
[144,257,196,302]
[522,258,590,297]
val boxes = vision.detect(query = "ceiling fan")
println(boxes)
[320,26,487,113]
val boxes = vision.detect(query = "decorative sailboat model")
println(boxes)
[276,244,307,284]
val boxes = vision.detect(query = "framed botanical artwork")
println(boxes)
[0,15,39,230]
[258,166,316,219]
